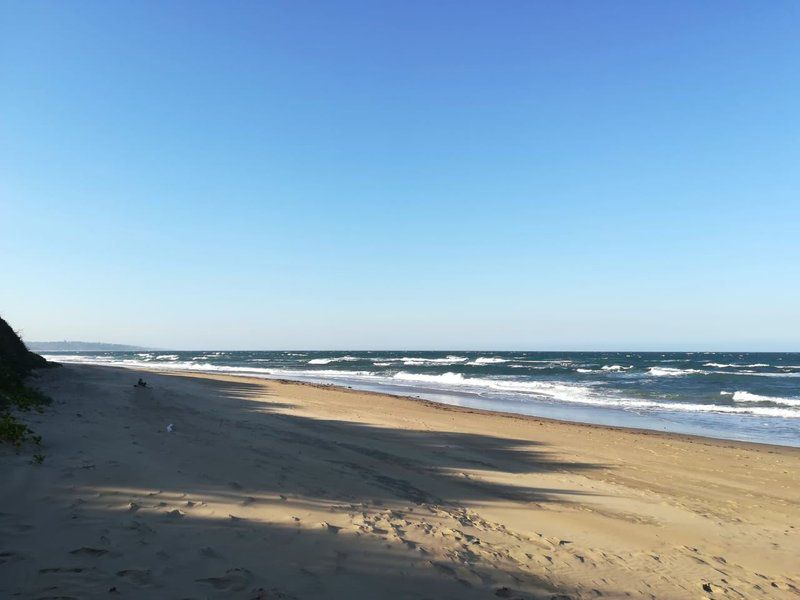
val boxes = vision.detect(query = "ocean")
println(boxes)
[45,350,800,447]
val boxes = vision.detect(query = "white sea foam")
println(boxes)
[648,367,706,377]
[193,353,226,360]
[389,372,800,418]
[657,367,796,378]
[501,362,566,369]
[468,357,508,365]
[308,356,360,365]
[44,354,380,382]
[394,372,469,385]
[284,368,378,379]
[401,355,468,366]
[731,391,800,407]
[517,359,574,364]
[155,354,179,360]
[391,372,603,404]
[575,365,631,373]
[724,371,800,378]
[704,362,770,368]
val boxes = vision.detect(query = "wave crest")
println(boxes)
[731,391,800,407]
[648,367,705,377]
[308,356,360,365]
[468,357,508,365]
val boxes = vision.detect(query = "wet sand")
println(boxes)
[1,364,798,599]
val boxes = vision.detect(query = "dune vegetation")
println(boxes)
[0,316,53,452]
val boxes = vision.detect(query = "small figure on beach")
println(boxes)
[135,378,147,388]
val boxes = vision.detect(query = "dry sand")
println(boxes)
[1,364,798,599]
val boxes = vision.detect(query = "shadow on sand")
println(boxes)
[4,366,615,599]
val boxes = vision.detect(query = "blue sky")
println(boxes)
[1,1,798,350]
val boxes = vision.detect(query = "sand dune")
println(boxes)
[1,364,798,599]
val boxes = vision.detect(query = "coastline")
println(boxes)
[268,379,800,452]
[42,351,800,448]
[111,361,800,451]
[213,374,800,453]
[2,363,798,598]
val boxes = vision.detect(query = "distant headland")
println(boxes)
[26,341,152,352]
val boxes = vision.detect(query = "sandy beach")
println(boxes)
[2,364,798,599]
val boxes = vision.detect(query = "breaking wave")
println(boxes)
[648,367,706,377]
[307,356,360,365]
[400,355,468,366]
[388,372,800,418]
[730,391,800,407]
[467,357,508,365]
[704,362,769,368]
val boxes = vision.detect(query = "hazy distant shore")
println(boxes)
[27,341,153,352]
[1,364,798,598]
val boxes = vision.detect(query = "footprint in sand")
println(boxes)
[196,567,252,591]
[126,520,156,537]
[250,587,298,599]
[70,547,108,557]
[0,550,24,565]
[116,568,153,586]
[39,566,90,574]
[3,521,33,534]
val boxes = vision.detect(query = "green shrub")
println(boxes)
[0,316,54,455]
[0,412,33,448]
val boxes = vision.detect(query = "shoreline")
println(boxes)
[43,350,800,448]
[2,363,798,598]
[101,362,800,452]
[245,376,800,452]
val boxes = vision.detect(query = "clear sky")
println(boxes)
[1,1,798,350]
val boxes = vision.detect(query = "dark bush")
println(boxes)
[0,315,54,450]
